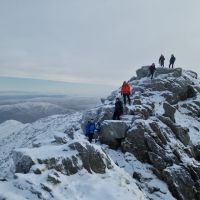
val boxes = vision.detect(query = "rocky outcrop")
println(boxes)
[137,70,196,104]
[100,120,130,149]
[121,121,149,162]
[158,116,190,146]
[13,150,35,173]
[13,141,113,176]
[162,166,196,200]
[81,105,114,134]
[163,102,176,123]
[93,67,200,200]
[136,66,182,79]
[69,142,113,173]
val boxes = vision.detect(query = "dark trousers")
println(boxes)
[150,71,155,79]
[169,63,174,68]
[88,134,94,143]
[113,111,121,120]
[161,61,164,67]
[123,94,131,105]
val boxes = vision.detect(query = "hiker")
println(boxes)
[121,81,131,105]
[113,98,123,120]
[159,54,165,67]
[149,63,156,79]
[169,54,176,68]
[86,119,96,143]
[94,121,101,143]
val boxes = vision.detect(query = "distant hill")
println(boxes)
[0,93,100,123]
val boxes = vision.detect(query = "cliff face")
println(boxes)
[83,67,200,200]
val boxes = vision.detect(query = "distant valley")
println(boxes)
[0,93,100,123]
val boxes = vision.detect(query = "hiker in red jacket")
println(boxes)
[121,81,131,105]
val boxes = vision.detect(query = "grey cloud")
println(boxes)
[0,0,200,86]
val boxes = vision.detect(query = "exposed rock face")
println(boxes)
[69,142,113,173]
[158,116,190,146]
[178,100,200,118]
[81,105,114,134]
[162,166,196,200]
[93,67,200,200]
[13,141,113,176]
[163,102,176,122]
[54,132,68,144]
[13,151,35,173]
[136,68,196,104]
[122,121,149,162]
[100,120,130,149]
[136,66,182,79]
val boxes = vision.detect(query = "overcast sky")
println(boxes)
[0,0,200,86]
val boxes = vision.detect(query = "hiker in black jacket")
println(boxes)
[159,54,165,67]
[169,54,176,68]
[149,63,156,79]
[113,98,123,120]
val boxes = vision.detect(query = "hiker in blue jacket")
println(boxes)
[86,119,96,143]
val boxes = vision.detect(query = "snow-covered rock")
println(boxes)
[99,120,130,149]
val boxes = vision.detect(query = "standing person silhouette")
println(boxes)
[121,81,131,105]
[149,63,156,79]
[169,54,176,68]
[85,119,96,143]
[112,98,123,120]
[159,54,165,67]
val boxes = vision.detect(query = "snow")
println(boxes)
[0,169,146,200]
[1,68,200,200]
[175,95,200,145]
[0,120,28,139]
[0,113,82,178]
[104,148,176,200]
[0,112,146,200]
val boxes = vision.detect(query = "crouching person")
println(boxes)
[86,119,96,143]
[112,98,123,120]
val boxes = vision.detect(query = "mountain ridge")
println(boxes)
[1,67,200,200]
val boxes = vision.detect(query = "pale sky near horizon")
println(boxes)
[0,0,200,86]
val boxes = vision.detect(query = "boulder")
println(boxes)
[54,132,68,144]
[81,105,114,134]
[128,105,152,120]
[13,142,113,175]
[155,67,182,77]
[187,85,197,98]
[162,166,195,200]
[136,66,182,79]
[163,102,176,123]
[133,99,142,105]
[145,134,173,169]
[121,122,149,162]
[161,92,179,105]
[69,142,113,173]
[148,152,167,170]
[158,116,190,146]
[149,121,168,145]
[179,102,200,118]
[185,70,198,79]
[100,120,130,149]
[13,151,34,173]
[136,66,150,79]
